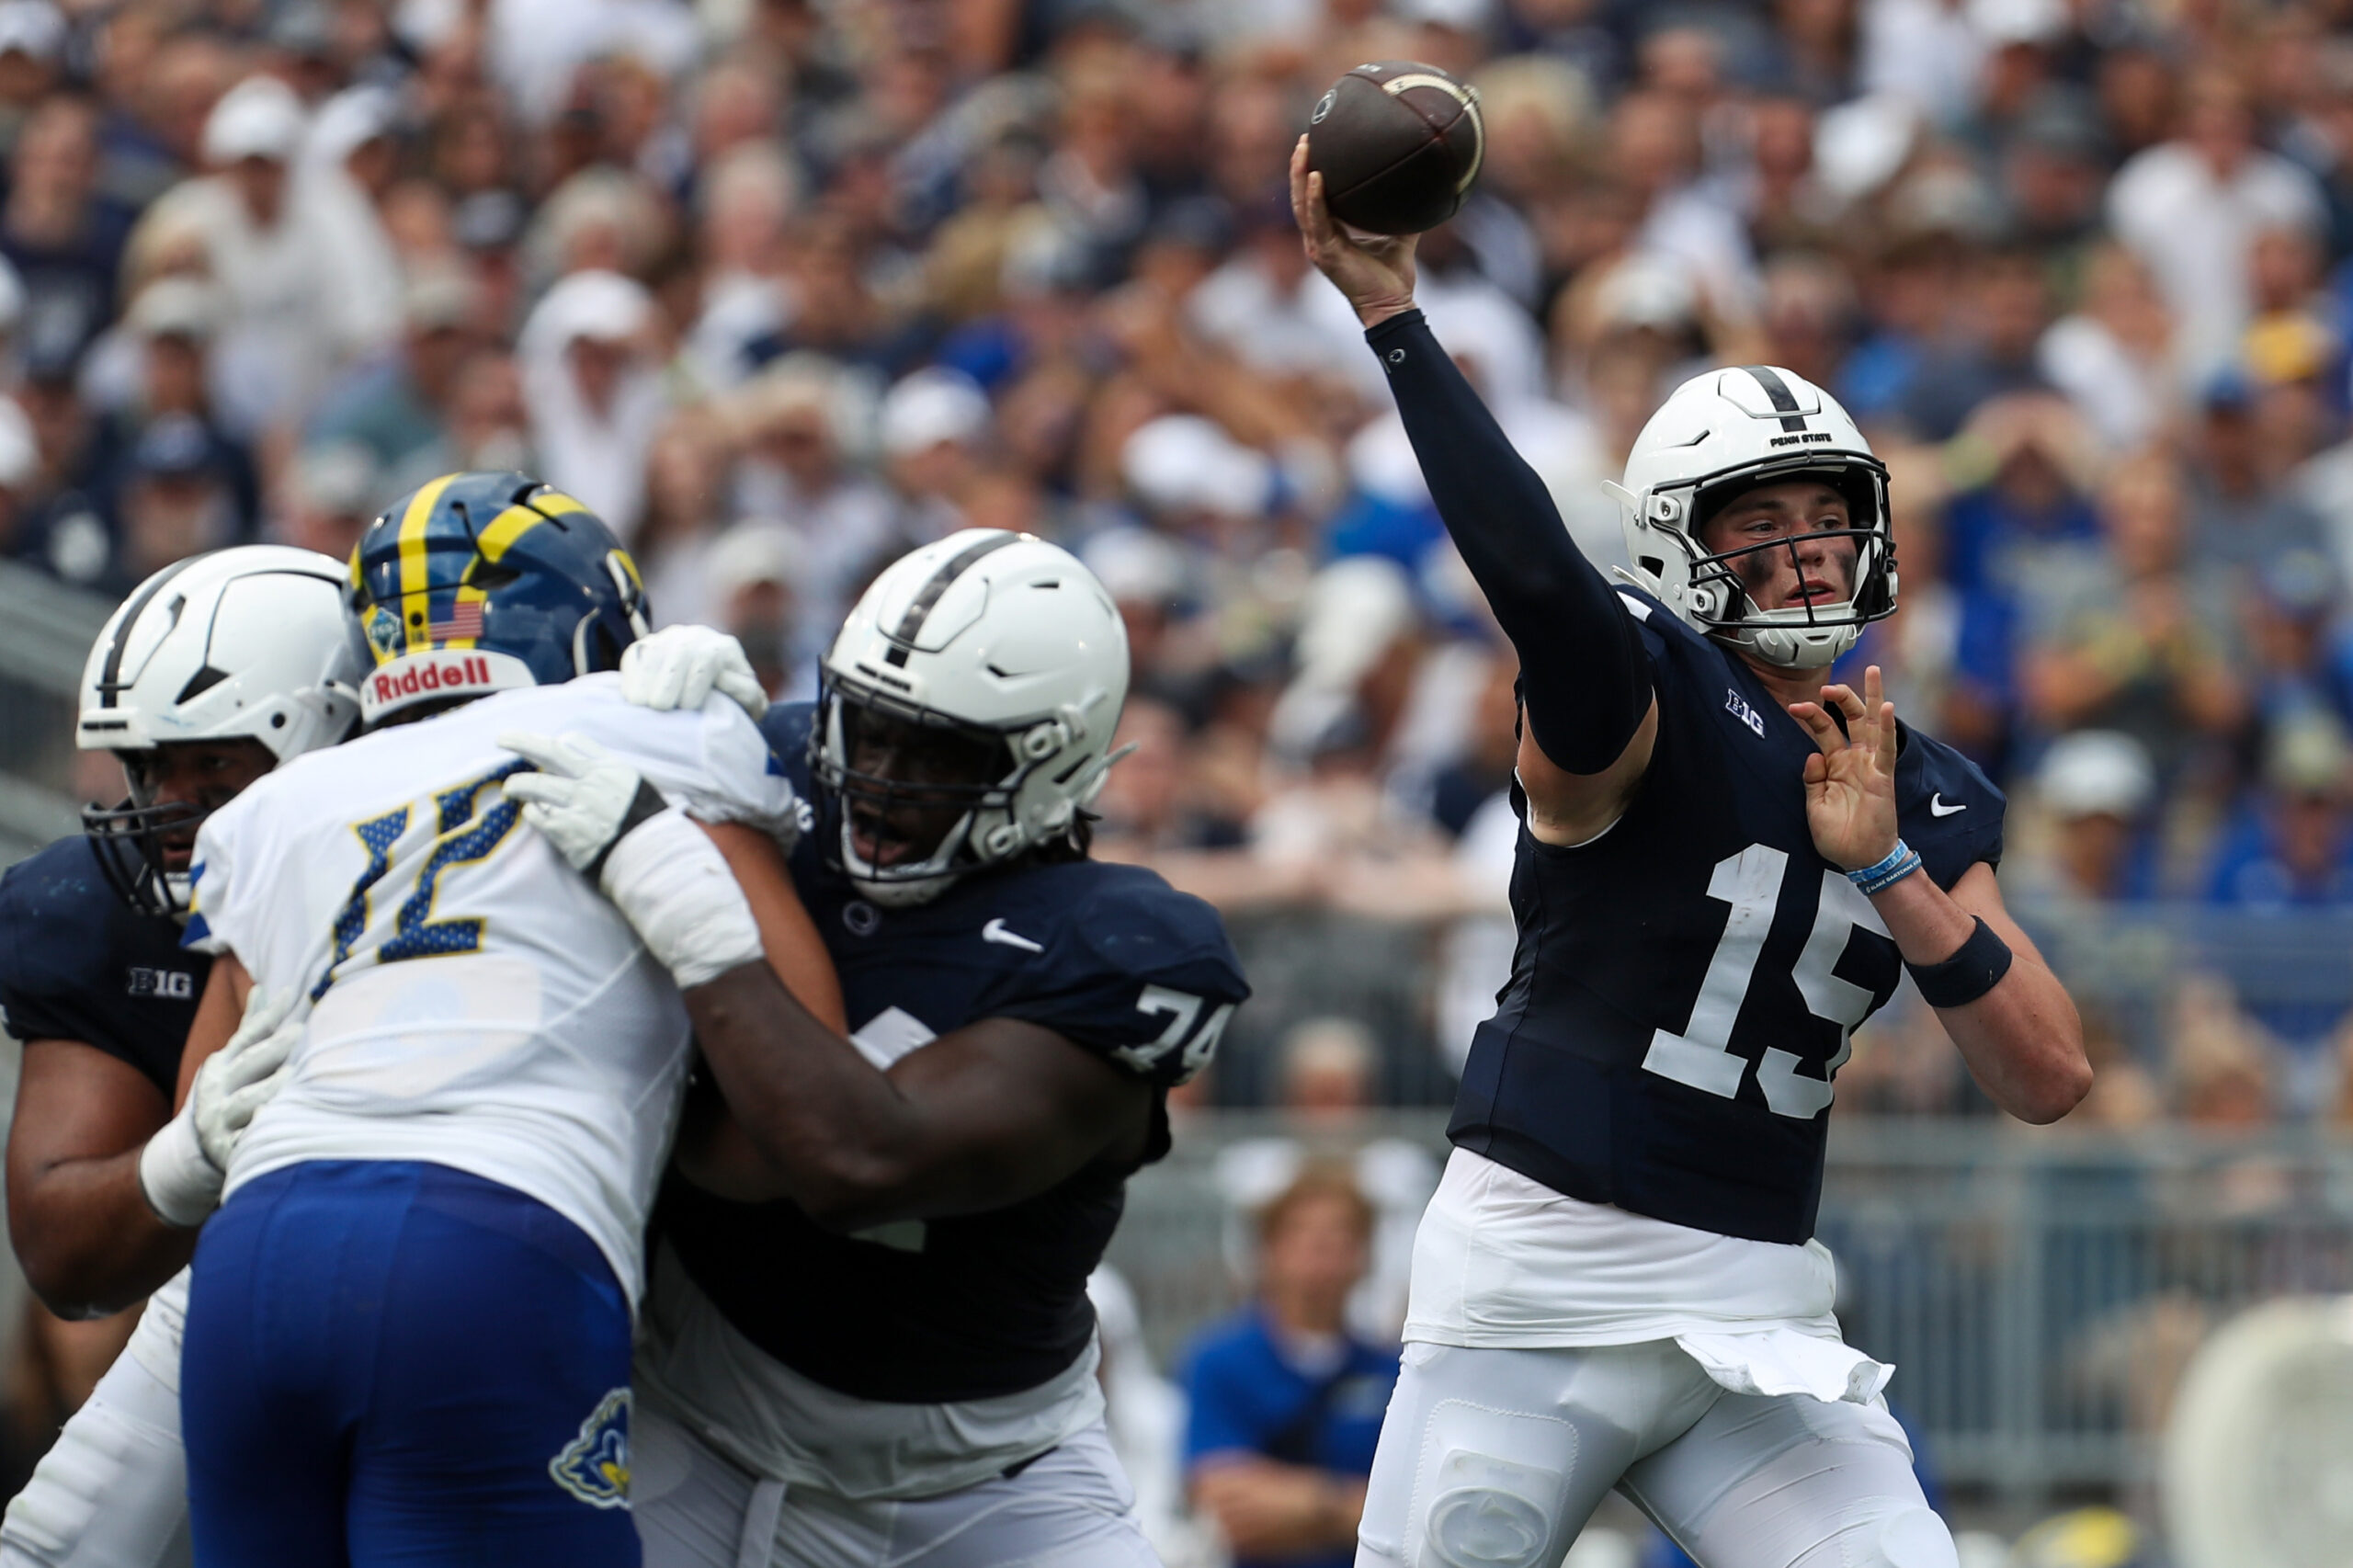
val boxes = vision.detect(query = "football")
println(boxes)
[1304,61,1485,236]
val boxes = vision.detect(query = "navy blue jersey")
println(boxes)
[659,702,1250,1403]
[1450,589,2004,1244]
[0,835,207,1097]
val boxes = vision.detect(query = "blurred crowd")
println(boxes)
[9,0,2353,1123]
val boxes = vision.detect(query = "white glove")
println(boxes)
[620,626,768,719]
[501,732,765,990]
[500,731,670,881]
[139,986,302,1228]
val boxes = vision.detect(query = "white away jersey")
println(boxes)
[185,676,791,1305]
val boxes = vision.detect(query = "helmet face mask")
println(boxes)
[1611,368,1898,671]
[811,672,1029,903]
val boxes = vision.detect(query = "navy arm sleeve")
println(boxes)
[1366,309,1653,774]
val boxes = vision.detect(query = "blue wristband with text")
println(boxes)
[1847,840,1923,896]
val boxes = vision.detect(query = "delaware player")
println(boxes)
[0,545,363,1568]
[505,531,1250,1568]
[1291,143,2088,1568]
[170,473,841,1567]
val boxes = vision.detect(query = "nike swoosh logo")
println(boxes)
[982,918,1044,953]
[1930,794,1966,817]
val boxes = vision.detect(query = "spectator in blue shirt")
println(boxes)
[1183,1165,1399,1568]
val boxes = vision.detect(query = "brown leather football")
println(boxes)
[1304,61,1485,236]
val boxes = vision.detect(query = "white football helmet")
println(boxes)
[77,545,367,915]
[1606,365,1895,670]
[813,529,1130,906]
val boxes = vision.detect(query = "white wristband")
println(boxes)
[600,808,765,990]
[137,1111,223,1229]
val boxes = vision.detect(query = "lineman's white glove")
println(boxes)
[501,731,765,990]
[620,626,768,719]
[138,986,302,1228]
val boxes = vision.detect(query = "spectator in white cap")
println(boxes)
[702,517,814,699]
[0,387,43,561]
[879,364,992,540]
[723,352,897,638]
[516,267,665,539]
[138,74,361,433]
[299,83,406,355]
[2029,730,2161,905]
[107,275,257,532]
[0,1,63,148]
[279,437,381,561]
[308,264,485,495]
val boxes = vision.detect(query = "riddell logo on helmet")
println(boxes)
[371,655,494,706]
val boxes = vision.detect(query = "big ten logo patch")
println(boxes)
[550,1387,631,1508]
[127,967,196,999]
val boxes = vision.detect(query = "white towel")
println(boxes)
[1673,1327,1894,1405]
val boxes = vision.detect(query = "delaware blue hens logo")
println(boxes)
[549,1386,631,1508]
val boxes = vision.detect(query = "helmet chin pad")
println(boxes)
[1722,615,1859,670]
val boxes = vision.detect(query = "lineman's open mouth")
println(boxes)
[849,806,927,869]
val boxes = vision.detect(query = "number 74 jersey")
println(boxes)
[183,675,795,1307]
[1450,588,2006,1246]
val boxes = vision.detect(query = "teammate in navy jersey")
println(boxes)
[1290,142,2087,1568]
[0,545,364,1568]
[506,531,1249,1568]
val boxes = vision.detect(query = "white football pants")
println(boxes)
[1354,1341,1958,1568]
[0,1311,190,1568]
[633,1403,1161,1568]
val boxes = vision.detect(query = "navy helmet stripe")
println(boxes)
[96,555,203,707]
[885,532,1020,665]
[1742,366,1809,433]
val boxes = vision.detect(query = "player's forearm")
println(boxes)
[1870,873,2089,1123]
[1366,310,1651,774]
[681,962,943,1229]
[9,1153,197,1318]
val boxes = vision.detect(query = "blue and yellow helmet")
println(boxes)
[347,472,649,726]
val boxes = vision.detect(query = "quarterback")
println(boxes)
[507,530,1250,1568]
[168,473,840,1567]
[0,547,361,1568]
[1292,142,2088,1568]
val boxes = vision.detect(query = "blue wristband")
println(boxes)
[1847,840,1923,896]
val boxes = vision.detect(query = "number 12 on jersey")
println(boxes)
[312,761,531,1000]
[1642,844,1894,1119]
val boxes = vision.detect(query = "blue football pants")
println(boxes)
[180,1161,640,1568]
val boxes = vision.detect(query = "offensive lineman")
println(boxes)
[1290,143,2087,1567]
[506,530,1250,1568]
[0,546,363,1568]
[168,473,841,1566]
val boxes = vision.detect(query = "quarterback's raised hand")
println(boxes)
[620,625,768,719]
[138,986,302,1228]
[1289,136,1418,330]
[1785,664,1900,872]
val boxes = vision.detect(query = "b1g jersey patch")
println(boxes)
[0,836,209,1096]
[657,704,1250,1404]
[1450,588,2004,1245]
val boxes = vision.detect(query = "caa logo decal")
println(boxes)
[549,1386,631,1509]
[369,655,495,709]
[127,967,195,999]
[366,606,404,660]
